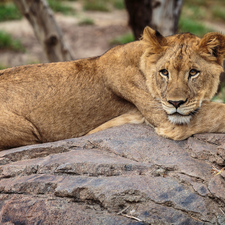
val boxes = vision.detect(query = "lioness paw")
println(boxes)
[155,125,191,141]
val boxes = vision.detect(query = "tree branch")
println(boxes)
[13,0,74,62]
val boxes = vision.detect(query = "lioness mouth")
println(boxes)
[167,107,199,124]
[170,112,184,116]
[168,107,199,117]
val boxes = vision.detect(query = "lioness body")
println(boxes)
[0,40,156,149]
[0,50,135,148]
[1,27,225,149]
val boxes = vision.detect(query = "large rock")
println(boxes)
[0,124,224,224]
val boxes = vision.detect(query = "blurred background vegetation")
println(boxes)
[1,0,225,55]
[1,0,225,52]
[1,0,225,101]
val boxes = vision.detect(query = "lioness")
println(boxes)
[1,26,225,150]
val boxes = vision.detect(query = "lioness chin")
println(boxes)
[0,26,225,150]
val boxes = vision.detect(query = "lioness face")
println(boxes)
[141,28,225,125]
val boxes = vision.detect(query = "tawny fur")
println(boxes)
[1,26,225,149]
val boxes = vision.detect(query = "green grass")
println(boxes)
[112,0,125,10]
[0,64,7,70]
[48,0,75,15]
[182,5,206,21]
[110,32,135,45]
[179,0,215,36]
[78,17,95,25]
[178,16,214,37]
[82,0,125,11]
[83,0,109,11]
[213,85,225,103]
[0,3,22,22]
[184,0,207,7]
[212,6,225,21]
[184,0,225,7]
[182,0,225,22]
[0,30,25,52]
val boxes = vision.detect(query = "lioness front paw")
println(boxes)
[155,125,192,141]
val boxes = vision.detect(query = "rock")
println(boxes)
[217,143,225,160]
[187,138,224,165]
[0,124,224,224]
[194,133,225,145]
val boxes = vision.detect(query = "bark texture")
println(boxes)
[0,124,224,224]
[125,0,183,39]
[124,0,152,40]
[13,0,74,62]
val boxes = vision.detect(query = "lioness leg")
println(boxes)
[0,111,42,150]
[87,109,145,135]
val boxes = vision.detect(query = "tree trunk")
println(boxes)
[125,0,183,39]
[13,0,74,62]
[124,0,152,40]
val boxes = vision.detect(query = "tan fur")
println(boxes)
[1,27,225,149]
[89,27,225,140]
[87,109,146,135]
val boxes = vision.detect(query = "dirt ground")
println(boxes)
[0,1,225,68]
[0,2,130,67]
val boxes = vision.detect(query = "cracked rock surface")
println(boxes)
[0,124,225,224]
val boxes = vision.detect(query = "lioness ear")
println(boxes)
[198,32,225,64]
[142,26,167,52]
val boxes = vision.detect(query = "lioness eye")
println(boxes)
[160,69,169,77]
[189,69,199,77]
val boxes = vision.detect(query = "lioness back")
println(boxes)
[0,53,137,149]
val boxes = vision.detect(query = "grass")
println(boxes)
[213,86,225,103]
[184,0,207,7]
[0,1,76,19]
[212,6,225,21]
[82,0,109,11]
[0,3,22,22]
[185,0,225,7]
[183,0,225,22]
[112,0,125,10]
[181,5,206,21]
[47,0,75,15]
[78,17,95,25]
[110,32,135,45]
[178,16,214,37]
[0,64,7,70]
[179,0,219,37]
[0,30,25,52]
[82,0,125,11]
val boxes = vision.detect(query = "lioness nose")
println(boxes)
[168,100,186,109]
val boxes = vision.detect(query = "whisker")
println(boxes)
[188,108,199,116]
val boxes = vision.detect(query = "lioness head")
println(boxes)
[140,26,225,124]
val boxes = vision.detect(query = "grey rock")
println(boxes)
[0,124,224,224]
